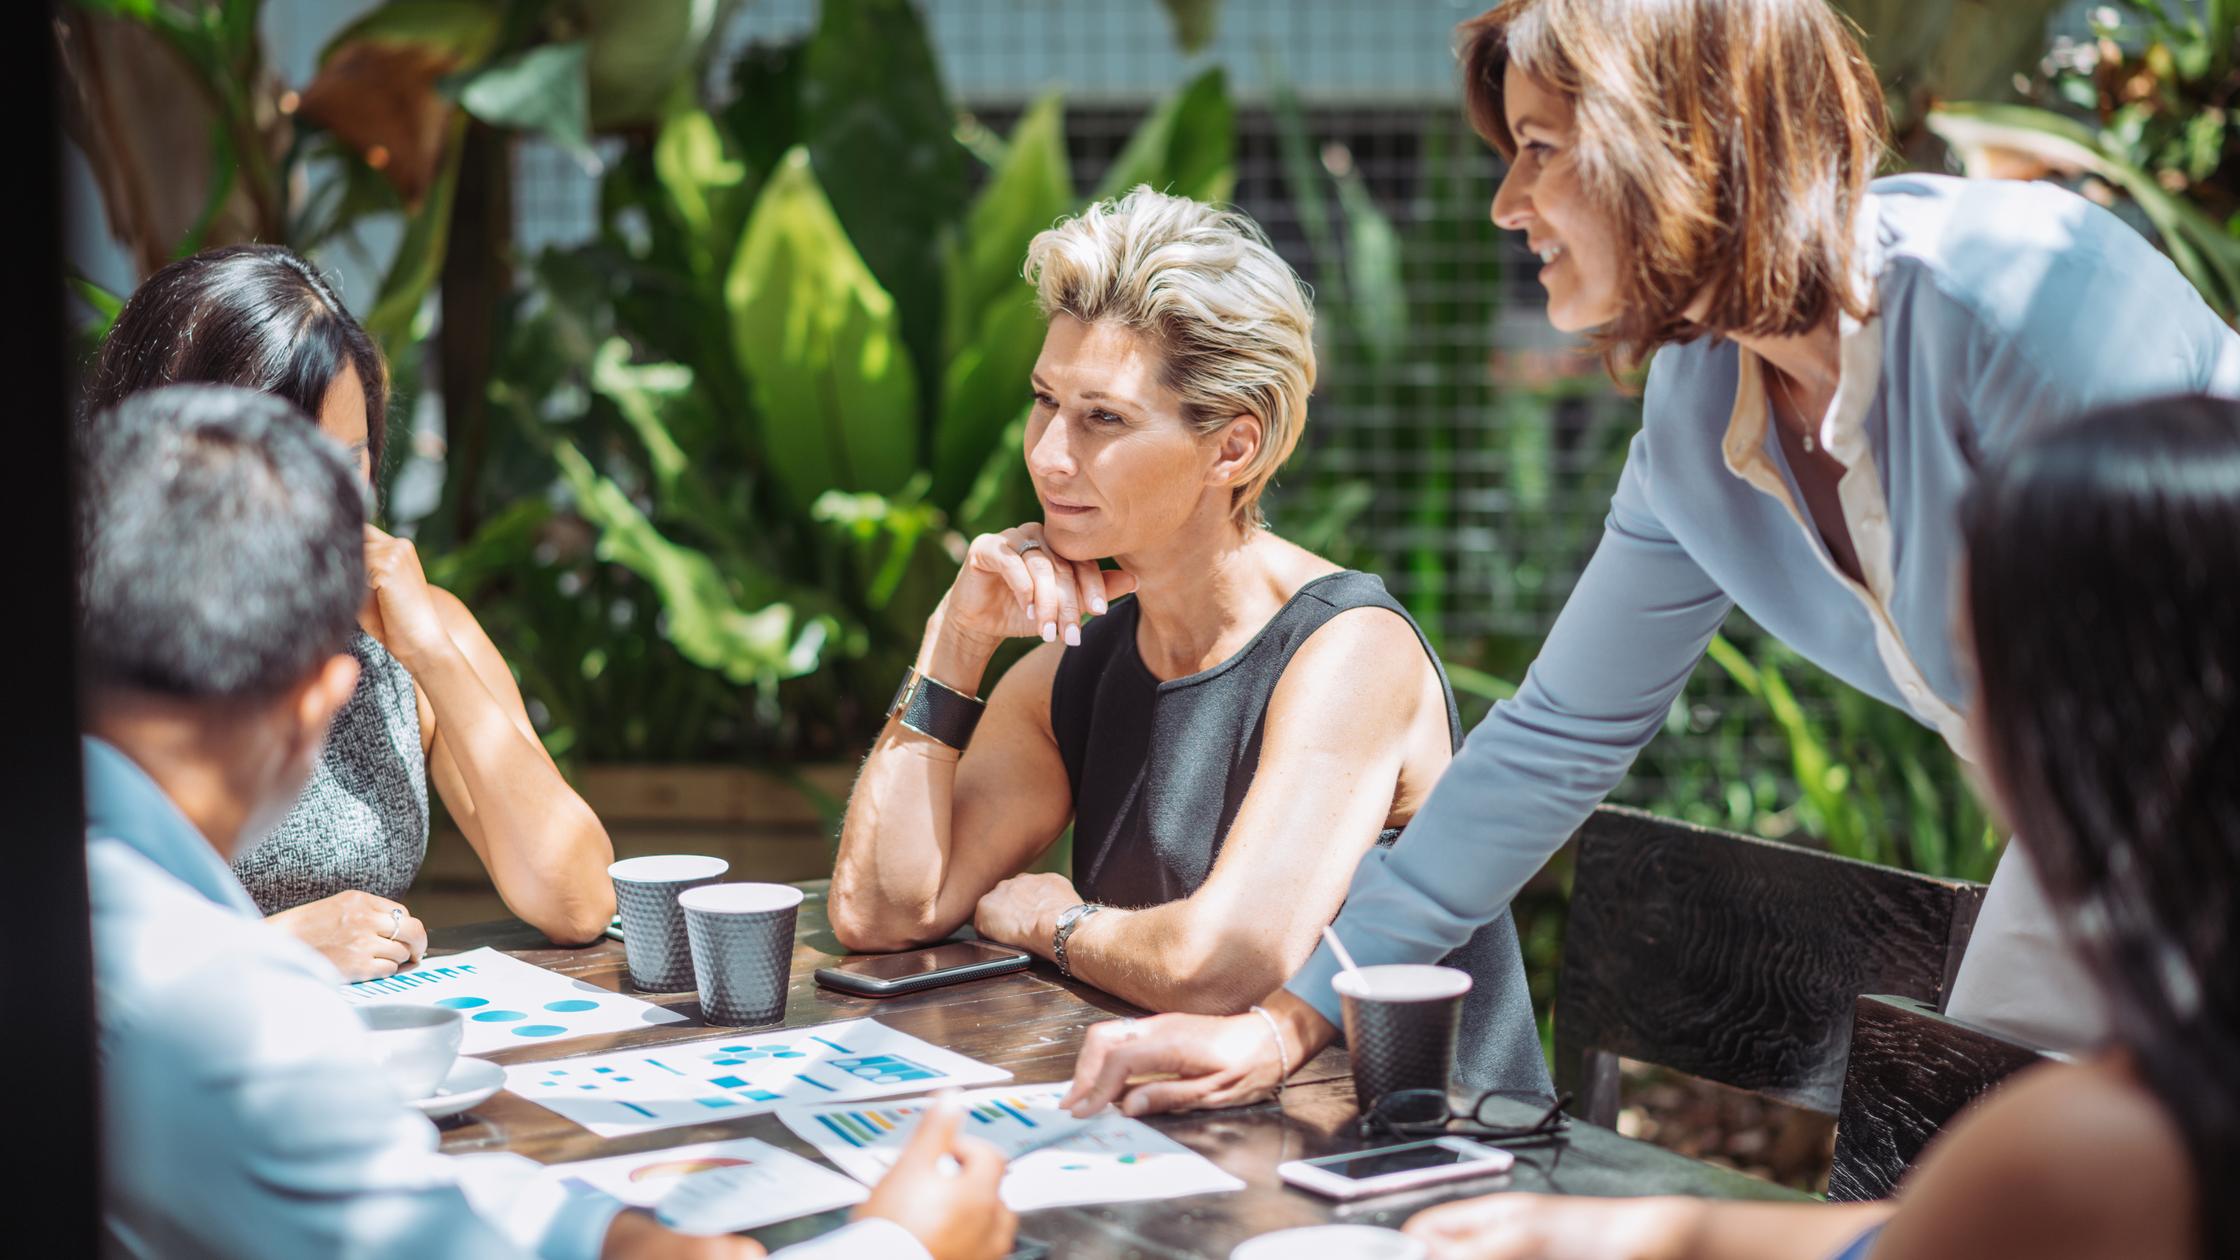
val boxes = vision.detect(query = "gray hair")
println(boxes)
[1025,187,1317,529]
[77,385,366,700]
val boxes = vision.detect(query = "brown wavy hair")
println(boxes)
[1458,0,1889,371]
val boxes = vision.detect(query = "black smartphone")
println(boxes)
[813,940,1031,996]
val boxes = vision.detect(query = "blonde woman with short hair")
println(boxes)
[828,189,1549,1094]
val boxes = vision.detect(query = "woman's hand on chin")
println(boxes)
[972,871,1084,956]
[943,522,1137,649]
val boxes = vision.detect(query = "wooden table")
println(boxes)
[432,887,1807,1257]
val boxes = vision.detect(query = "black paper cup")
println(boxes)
[610,854,730,991]
[679,882,804,1026]
[1332,964,1474,1116]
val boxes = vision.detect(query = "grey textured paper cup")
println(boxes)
[610,854,730,991]
[1332,964,1474,1116]
[679,882,804,1026]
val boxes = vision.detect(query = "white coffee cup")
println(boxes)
[1231,1225,1427,1260]
[357,1004,464,1100]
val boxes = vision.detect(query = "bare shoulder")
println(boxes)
[1878,1058,2196,1260]
[1270,603,1439,735]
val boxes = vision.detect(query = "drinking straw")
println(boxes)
[1322,925,1363,981]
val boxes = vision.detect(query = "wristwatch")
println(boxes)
[1052,903,1105,979]
[887,667,986,750]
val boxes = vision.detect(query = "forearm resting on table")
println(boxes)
[417,648,614,943]
[829,632,995,953]
[1066,901,1342,1027]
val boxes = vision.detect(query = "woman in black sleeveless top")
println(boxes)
[829,189,1548,1093]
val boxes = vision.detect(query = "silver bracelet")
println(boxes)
[1249,1003,1290,1099]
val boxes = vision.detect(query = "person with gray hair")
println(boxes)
[828,188,1547,1096]
[82,386,1014,1260]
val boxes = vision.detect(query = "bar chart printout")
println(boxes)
[504,1018,1012,1138]
[340,947,685,1055]
[778,1084,1246,1210]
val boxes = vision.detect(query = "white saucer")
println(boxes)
[408,1056,505,1119]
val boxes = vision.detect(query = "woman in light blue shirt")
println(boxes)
[1062,0,2240,1120]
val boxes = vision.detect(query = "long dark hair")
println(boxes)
[1963,393,2240,1258]
[82,244,389,478]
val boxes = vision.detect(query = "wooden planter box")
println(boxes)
[408,762,855,929]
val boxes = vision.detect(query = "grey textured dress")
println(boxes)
[234,631,430,913]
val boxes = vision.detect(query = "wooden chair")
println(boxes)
[1827,994,2052,1201]
[1553,806,1988,1126]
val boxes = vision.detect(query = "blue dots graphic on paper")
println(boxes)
[829,1054,939,1084]
[472,1010,526,1022]
[544,1000,599,1013]
[435,996,489,1010]
[513,1024,568,1037]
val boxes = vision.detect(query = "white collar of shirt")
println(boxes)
[82,735,263,919]
[1715,198,1975,758]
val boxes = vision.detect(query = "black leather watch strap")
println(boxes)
[887,668,985,749]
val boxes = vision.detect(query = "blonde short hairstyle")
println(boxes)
[1024,187,1317,529]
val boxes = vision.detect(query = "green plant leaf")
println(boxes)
[556,441,831,685]
[582,0,724,129]
[363,112,466,362]
[1095,66,1235,204]
[654,103,748,281]
[69,272,126,338]
[456,42,591,158]
[801,0,967,421]
[1333,159,1407,368]
[931,93,1073,508]
[726,147,922,503]
[1156,0,1221,53]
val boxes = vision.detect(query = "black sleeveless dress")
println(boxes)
[1051,570,1552,1093]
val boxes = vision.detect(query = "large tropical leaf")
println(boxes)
[725,147,922,504]
[800,0,967,420]
[1094,66,1234,204]
[362,111,466,360]
[296,0,499,206]
[582,0,727,130]
[931,93,1074,508]
[653,101,748,282]
[1928,100,2240,318]
[455,42,591,159]
[556,442,830,686]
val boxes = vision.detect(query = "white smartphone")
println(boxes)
[1277,1136,1516,1200]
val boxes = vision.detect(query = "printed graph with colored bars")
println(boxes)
[340,946,684,1055]
[502,1018,1012,1139]
[778,1084,1246,1212]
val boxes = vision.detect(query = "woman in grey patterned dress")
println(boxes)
[85,246,617,980]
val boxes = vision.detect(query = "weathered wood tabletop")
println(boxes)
[431,884,1807,1257]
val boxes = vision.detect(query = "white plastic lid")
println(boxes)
[1329,963,1473,1003]
[676,882,807,915]
[608,854,730,884]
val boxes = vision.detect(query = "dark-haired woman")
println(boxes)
[85,244,615,977]
[1398,394,2237,1260]
[1064,0,2239,1118]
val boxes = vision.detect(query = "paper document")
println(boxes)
[542,1137,866,1234]
[340,946,686,1055]
[506,1018,1012,1138]
[777,1083,1245,1211]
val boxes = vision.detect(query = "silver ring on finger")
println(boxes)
[1014,537,1046,556]
[384,906,405,940]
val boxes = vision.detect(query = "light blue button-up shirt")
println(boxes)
[1289,174,2240,1027]
[88,737,926,1259]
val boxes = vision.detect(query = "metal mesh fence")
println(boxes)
[510,0,1810,814]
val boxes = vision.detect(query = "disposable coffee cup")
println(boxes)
[1331,963,1474,1116]
[678,882,805,1026]
[610,854,730,991]
[358,1004,463,1100]
[1231,1225,1426,1260]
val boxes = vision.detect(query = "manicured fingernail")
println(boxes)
[1041,622,1057,642]
[1090,596,1108,614]
[1063,624,1080,646]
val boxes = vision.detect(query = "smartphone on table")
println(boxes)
[813,940,1031,996]
[1277,1136,1515,1200]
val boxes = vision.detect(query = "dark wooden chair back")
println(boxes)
[1553,806,1988,1126]
[1827,994,2051,1201]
